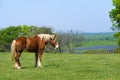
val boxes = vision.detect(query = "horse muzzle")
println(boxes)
[55,44,59,49]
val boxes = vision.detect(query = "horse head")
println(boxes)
[50,34,59,49]
[38,34,59,49]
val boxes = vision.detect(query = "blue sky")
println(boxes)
[0,0,113,32]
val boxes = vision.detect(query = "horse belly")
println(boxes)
[26,45,38,52]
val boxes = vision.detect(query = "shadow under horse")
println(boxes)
[11,34,59,69]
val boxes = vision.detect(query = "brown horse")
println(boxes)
[11,34,59,69]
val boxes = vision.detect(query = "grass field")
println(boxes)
[82,41,117,47]
[0,52,120,80]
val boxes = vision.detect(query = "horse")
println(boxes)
[11,34,59,69]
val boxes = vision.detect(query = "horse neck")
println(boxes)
[42,35,51,44]
[37,34,52,45]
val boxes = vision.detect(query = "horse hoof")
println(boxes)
[17,67,21,69]
[15,66,21,69]
[15,67,21,69]
[38,65,43,68]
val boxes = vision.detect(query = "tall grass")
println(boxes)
[0,52,120,80]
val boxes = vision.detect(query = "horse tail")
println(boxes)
[11,40,16,61]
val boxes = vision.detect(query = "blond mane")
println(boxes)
[37,34,56,42]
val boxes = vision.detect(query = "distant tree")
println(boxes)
[109,0,120,46]
[109,0,120,31]
[0,26,23,51]
[28,26,52,36]
[57,30,85,53]
[114,32,120,45]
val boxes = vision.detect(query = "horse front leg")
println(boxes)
[14,52,21,69]
[34,52,38,67]
[37,50,43,67]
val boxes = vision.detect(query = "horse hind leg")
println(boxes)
[14,52,22,69]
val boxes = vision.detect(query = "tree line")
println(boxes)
[0,25,85,53]
[84,32,115,42]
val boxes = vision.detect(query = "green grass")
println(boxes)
[82,41,117,47]
[0,52,120,80]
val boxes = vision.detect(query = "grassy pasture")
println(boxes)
[82,41,117,47]
[0,52,120,80]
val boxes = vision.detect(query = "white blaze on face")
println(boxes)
[55,43,59,49]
